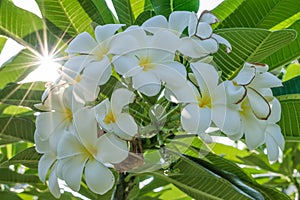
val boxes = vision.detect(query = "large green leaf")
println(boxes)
[0,147,41,168]
[147,155,259,200]
[0,35,7,51]
[272,76,300,96]
[151,0,199,18]
[36,0,104,38]
[0,82,45,109]
[0,117,35,143]
[262,20,300,70]
[0,191,22,200]
[213,0,300,29]
[112,0,135,25]
[0,0,43,47]
[0,49,40,89]
[277,95,300,142]
[90,0,115,24]
[213,28,296,80]
[131,0,153,19]
[0,168,40,184]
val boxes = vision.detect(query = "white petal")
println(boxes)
[95,24,124,43]
[62,55,90,81]
[181,104,211,134]
[132,72,161,96]
[57,133,84,159]
[223,81,246,104]
[212,34,232,53]
[113,55,140,76]
[153,62,187,88]
[234,65,256,85]
[115,113,138,139]
[38,153,56,182]
[73,108,98,148]
[247,88,271,120]
[95,100,114,133]
[34,132,50,153]
[188,12,198,36]
[142,15,168,33]
[212,104,242,136]
[95,132,128,163]
[111,88,135,114]
[251,72,282,88]
[195,22,213,39]
[268,98,281,123]
[150,30,180,53]
[48,164,61,199]
[165,81,198,103]
[59,155,87,191]
[266,124,284,151]
[66,32,97,54]
[85,160,114,194]
[109,32,141,54]
[178,37,210,58]
[169,11,191,34]
[244,116,266,149]
[200,11,219,24]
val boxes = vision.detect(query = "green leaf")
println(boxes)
[131,0,153,19]
[213,28,296,80]
[36,0,104,38]
[0,82,45,109]
[0,168,40,184]
[277,95,300,142]
[262,20,300,70]
[0,191,22,200]
[134,10,156,25]
[0,147,41,168]
[90,0,115,24]
[213,0,300,29]
[151,0,199,18]
[0,0,43,47]
[0,49,40,89]
[112,0,135,25]
[147,155,257,200]
[0,35,7,51]
[272,76,300,96]
[0,117,35,143]
[283,63,300,81]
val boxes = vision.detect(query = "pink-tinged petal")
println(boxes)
[195,22,213,39]
[268,98,281,123]
[95,24,124,43]
[200,11,219,24]
[73,108,98,147]
[95,132,128,163]
[165,81,198,103]
[58,155,87,192]
[85,160,114,194]
[181,104,211,134]
[251,72,282,88]
[247,88,271,120]
[142,15,168,32]
[169,11,191,34]
[153,62,187,88]
[38,153,56,182]
[132,72,161,96]
[212,34,232,53]
[212,104,242,136]
[66,32,97,54]
[35,112,65,141]
[190,62,219,91]
[266,124,284,151]
[244,116,266,149]
[234,66,256,85]
[111,88,135,114]
[48,164,61,199]
[115,113,138,139]
[113,55,140,76]
[57,133,85,159]
[178,37,211,58]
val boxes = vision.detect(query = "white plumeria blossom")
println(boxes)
[57,107,128,194]
[113,28,186,96]
[95,88,138,140]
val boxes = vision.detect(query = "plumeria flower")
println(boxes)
[95,88,137,140]
[113,28,186,96]
[57,107,128,194]
[264,98,285,162]
[62,24,138,102]
[166,62,227,141]
[178,11,232,58]
[228,62,282,120]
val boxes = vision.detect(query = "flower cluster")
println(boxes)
[34,11,284,198]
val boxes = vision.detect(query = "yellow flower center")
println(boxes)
[74,74,82,83]
[64,108,73,122]
[95,45,109,60]
[104,110,116,124]
[139,56,155,71]
[83,144,98,161]
[198,95,211,108]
